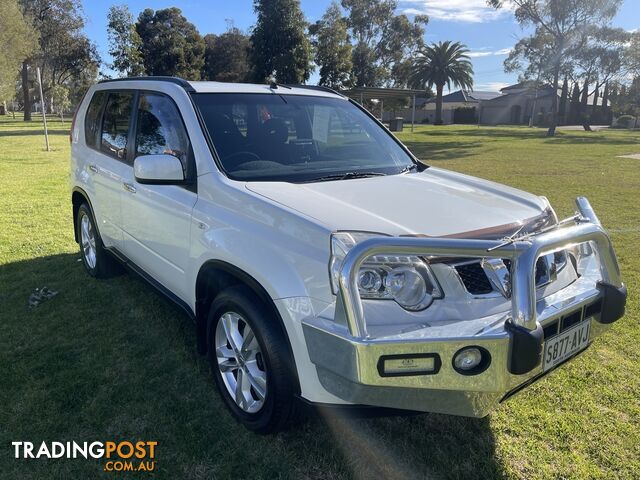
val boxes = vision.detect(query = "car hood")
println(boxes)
[245,167,552,238]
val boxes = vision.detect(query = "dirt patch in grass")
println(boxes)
[617,153,640,160]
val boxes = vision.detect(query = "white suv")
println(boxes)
[70,77,627,433]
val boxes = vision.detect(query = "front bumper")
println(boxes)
[302,198,627,416]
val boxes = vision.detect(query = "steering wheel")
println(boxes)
[224,151,261,169]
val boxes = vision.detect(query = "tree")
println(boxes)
[341,0,428,87]
[50,83,70,122]
[611,77,640,125]
[310,2,353,89]
[626,32,640,75]
[202,27,251,82]
[558,77,568,123]
[568,81,581,123]
[0,0,37,106]
[136,8,205,79]
[249,0,312,83]
[18,0,99,120]
[107,5,144,77]
[592,84,599,116]
[408,41,473,125]
[601,81,611,124]
[570,27,630,129]
[488,0,624,136]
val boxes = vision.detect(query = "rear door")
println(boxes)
[85,90,136,249]
[120,91,197,301]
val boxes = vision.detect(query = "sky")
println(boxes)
[83,0,640,93]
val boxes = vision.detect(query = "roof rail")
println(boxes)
[98,76,195,93]
[284,84,345,97]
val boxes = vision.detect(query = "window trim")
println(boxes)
[85,88,197,192]
[133,90,197,187]
[132,90,197,191]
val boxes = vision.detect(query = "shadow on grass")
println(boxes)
[412,126,549,140]
[410,126,640,145]
[0,129,69,137]
[0,253,503,479]
[404,140,481,162]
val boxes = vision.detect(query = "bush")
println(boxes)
[536,112,550,127]
[453,106,477,124]
[612,115,637,128]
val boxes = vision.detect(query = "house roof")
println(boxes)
[500,81,540,92]
[468,91,502,101]
[341,87,427,100]
[481,84,609,107]
[425,90,501,104]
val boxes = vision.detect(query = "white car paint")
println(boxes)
[246,167,547,236]
[69,79,566,407]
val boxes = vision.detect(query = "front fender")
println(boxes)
[187,174,334,309]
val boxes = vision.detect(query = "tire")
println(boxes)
[76,203,121,278]
[207,285,302,433]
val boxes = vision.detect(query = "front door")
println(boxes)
[120,92,197,302]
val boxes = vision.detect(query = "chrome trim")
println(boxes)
[576,196,601,225]
[301,198,623,415]
[481,258,511,297]
[302,280,606,415]
[337,197,622,338]
[450,252,568,299]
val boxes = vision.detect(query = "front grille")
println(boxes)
[455,257,557,296]
[455,262,494,294]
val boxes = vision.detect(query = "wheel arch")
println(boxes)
[195,260,296,374]
[71,187,98,243]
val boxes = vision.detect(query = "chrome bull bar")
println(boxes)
[337,197,623,343]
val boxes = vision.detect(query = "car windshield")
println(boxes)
[192,93,419,182]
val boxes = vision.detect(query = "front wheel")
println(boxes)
[207,285,302,433]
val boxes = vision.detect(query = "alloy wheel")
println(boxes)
[80,213,97,269]
[215,311,268,413]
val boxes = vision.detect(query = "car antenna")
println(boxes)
[268,76,291,90]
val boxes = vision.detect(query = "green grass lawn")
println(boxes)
[1,116,639,479]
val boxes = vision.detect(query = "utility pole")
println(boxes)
[36,67,49,151]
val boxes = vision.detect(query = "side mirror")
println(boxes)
[134,154,185,184]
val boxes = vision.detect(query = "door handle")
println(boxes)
[88,164,98,173]
[123,182,137,194]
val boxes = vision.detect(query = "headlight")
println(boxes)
[329,232,442,311]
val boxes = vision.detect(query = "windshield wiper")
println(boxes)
[303,171,387,183]
[399,163,418,173]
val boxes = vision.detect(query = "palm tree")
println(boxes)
[409,41,474,125]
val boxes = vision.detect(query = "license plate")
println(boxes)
[543,319,591,371]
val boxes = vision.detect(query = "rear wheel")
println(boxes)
[207,285,302,433]
[76,203,120,278]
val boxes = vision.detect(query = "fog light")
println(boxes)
[452,347,490,375]
[378,353,441,377]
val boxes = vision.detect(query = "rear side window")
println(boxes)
[101,92,134,160]
[135,93,190,172]
[84,91,106,148]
